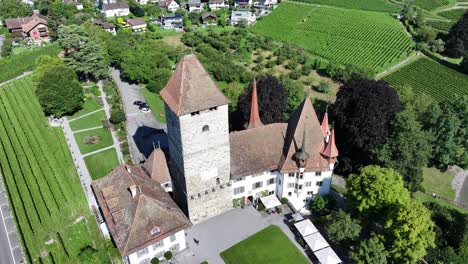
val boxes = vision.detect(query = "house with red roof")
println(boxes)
[4,13,49,42]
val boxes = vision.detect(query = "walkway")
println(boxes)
[174,207,311,264]
[0,71,33,87]
[0,176,25,264]
[376,52,421,79]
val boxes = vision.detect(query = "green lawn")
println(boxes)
[0,76,118,262]
[414,192,468,214]
[69,110,105,131]
[142,87,166,122]
[84,148,120,180]
[422,167,456,200]
[74,128,114,154]
[220,225,310,264]
[0,43,61,82]
[69,98,103,119]
[252,2,414,72]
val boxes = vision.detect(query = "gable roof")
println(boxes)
[160,54,229,116]
[5,13,47,30]
[103,2,129,10]
[142,148,171,183]
[92,165,191,257]
[201,12,217,20]
[21,13,48,33]
[127,17,146,27]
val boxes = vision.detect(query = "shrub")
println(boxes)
[257,202,265,211]
[164,251,173,261]
[276,207,282,214]
[308,195,328,212]
[151,257,160,264]
[316,81,331,94]
[289,69,302,80]
[281,197,289,204]
[109,109,126,124]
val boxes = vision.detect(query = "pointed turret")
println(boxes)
[321,129,339,158]
[294,126,310,167]
[247,79,263,129]
[321,110,330,140]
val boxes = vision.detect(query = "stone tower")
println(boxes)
[160,54,232,224]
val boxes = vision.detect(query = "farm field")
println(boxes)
[69,110,105,131]
[383,56,468,101]
[221,225,309,264]
[74,127,114,154]
[424,19,454,31]
[0,44,61,83]
[84,148,120,180]
[290,0,400,12]
[252,2,414,72]
[414,0,450,10]
[437,9,467,20]
[0,76,117,263]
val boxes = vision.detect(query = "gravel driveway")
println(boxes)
[111,68,167,164]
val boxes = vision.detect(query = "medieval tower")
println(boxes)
[160,55,232,224]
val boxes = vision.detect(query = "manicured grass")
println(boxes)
[0,76,117,262]
[331,184,347,195]
[69,98,103,119]
[220,225,309,264]
[291,0,400,12]
[74,128,114,154]
[384,56,468,101]
[438,9,467,20]
[142,87,166,122]
[0,44,61,82]
[252,2,414,72]
[422,167,456,200]
[414,192,468,214]
[84,148,120,180]
[69,110,105,131]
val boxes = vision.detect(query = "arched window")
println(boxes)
[202,125,209,132]
[216,178,220,185]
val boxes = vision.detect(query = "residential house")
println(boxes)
[230,10,256,26]
[208,0,228,10]
[136,0,149,4]
[187,0,203,12]
[159,0,180,12]
[161,14,183,31]
[4,13,49,42]
[94,19,117,35]
[127,18,147,32]
[234,0,251,8]
[255,0,278,9]
[64,0,84,10]
[201,12,217,25]
[92,155,191,264]
[102,2,130,17]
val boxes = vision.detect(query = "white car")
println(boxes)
[141,107,151,113]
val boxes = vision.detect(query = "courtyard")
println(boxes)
[173,206,310,264]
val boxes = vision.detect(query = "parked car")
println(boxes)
[133,100,145,106]
[141,107,151,113]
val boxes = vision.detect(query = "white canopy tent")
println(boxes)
[292,213,304,222]
[314,247,342,264]
[260,194,282,209]
[304,232,329,252]
[294,219,318,237]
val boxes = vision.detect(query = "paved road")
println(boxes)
[111,68,167,164]
[0,177,25,264]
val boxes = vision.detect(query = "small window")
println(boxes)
[287,183,295,188]
[267,178,275,185]
[316,181,323,186]
[288,173,295,178]
[305,182,312,187]
[202,125,209,132]
[170,234,176,242]
[297,172,303,179]
[212,188,216,192]
[191,111,200,116]
[288,192,292,196]
[190,195,194,200]
[152,240,164,250]
[150,226,161,237]
[269,190,274,195]
[137,247,149,258]
[216,178,220,185]
[139,259,150,264]
[170,243,180,253]
[234,186,245,195]
[252,181,263,189]
[316,172,322,176]
[307,191,313,195]
[198,193,201,198]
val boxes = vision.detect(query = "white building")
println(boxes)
[102,2,130,17]
[127,17,147,32]
[92,150,190,264]
[136,0,149,4]
[208,0,228,10]
[255,0,278,9]
[230,11,256,26]
[64,0,83,10]
[159,0,180,12]
[187,0,203,12]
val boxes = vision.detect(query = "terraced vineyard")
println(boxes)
[425,19,454,31]
[290,0,400,12]
[438,9,467,20]
[384,57,468,101]
[252,2,414,72]
[0,77,116,263]
[414,0,450,10]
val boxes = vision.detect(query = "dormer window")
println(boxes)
[191,111,200,116]
[209,107,217,111]
[202,125,209,132]
[150,226,161,237]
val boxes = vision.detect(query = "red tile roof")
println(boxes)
[142,148,171,183]
[160,54,229,116]
[127,18,146,27]
[321,129,339,158]
[321,111,330,137]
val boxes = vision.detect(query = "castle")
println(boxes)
[160,54,338,224]
[92,54,338,263]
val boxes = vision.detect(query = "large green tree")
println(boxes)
[0,0,32,20]
[347,165,410,214]
[33,55,64,84]
[326,210,362,245]
[445,11,468,58]
[36,65,83,117]
[330,80,402,173]
[422,96,468,169]
[375,110,432,192]
[384,200,435,263]
[351,235,388,264]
